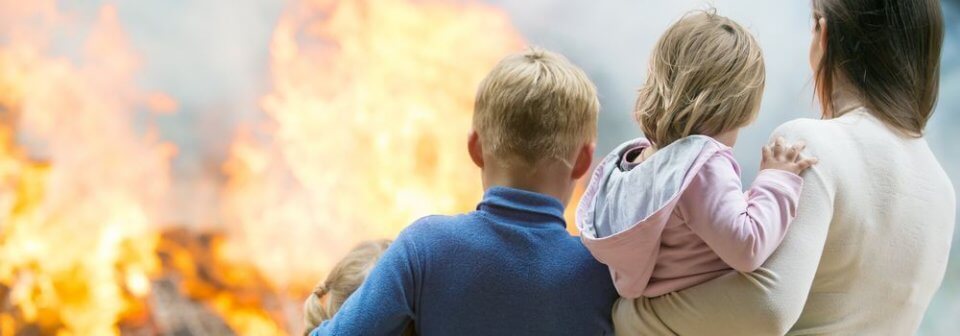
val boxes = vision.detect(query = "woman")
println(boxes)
[612,0,956,335]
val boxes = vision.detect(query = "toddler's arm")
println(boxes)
[613,122,833,335]
[678,143,809,272]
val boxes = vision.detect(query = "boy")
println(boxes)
[310,48,618,335]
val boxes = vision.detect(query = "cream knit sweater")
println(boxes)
[612,109,957,335]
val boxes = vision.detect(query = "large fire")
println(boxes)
[221,0,523,294]
[0,2,173,334]
[1,0,526,335]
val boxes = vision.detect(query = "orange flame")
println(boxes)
[0,2,174,335]
[222,0,523,299]
[2,0,530,334]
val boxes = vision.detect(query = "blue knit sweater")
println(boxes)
[311,186,618,335]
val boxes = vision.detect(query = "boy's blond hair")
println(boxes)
[303,239,392,335]
[473,48,599,166]
[635,10,765,147]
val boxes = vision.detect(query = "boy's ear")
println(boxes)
[467,130,484,169]
[571,142,595,179]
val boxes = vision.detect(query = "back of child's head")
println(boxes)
[473,48,599,167]
[635,10,765,147]
[303,239,392,335]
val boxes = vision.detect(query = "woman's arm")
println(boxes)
[613,121,835,336]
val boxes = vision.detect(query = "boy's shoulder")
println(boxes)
[396,213,476,243]
[399,212,583,249]
[403,214,463,232]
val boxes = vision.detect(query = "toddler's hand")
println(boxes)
[760,137,818,175]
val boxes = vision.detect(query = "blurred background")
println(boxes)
[0,0,956,335]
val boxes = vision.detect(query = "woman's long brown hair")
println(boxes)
[813,0,944,136]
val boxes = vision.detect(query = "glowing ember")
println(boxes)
[221,0,523,297]
[0,2,173,335]
[154,228,286,335]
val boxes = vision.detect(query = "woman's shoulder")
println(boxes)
[769,117,849,186]
[770,116,861,153]
[773,109,885,143]
[772,117,835,140]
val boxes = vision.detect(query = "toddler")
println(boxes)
[303,240,413,335]
[576,10,817,299]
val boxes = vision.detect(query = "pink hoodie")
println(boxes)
[576,135,803,298]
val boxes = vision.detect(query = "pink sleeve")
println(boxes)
[678,152,804,272]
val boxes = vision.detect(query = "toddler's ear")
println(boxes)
[467,130,484,169]
[571,142,595,179]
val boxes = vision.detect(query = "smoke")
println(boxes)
[108,0,283,225]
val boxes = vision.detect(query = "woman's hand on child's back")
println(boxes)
[760,137,818,175]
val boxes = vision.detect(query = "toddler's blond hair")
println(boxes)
[303,239,392,335]
[473,48,599,166]
[635,10,765,147]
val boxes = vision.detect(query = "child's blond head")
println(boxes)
[303,239,392,335]
[473,48,599,166]
[635,10,765,147]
